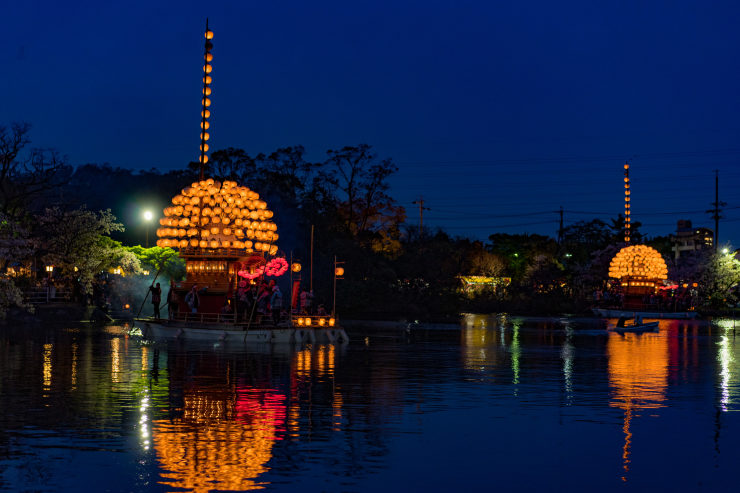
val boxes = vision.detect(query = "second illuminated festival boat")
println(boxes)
[138,22,348,345]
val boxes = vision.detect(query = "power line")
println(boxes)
[396,148,740,167]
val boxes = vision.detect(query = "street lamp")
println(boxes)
[722,247,730,255]
[143,210,154,247]
[45,265,54,302]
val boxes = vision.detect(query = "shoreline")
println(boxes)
[3,303,738,328]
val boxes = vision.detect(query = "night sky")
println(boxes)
[4,1,740,245]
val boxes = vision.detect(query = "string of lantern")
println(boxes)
[624,162,630,243]
[199,22,214,180]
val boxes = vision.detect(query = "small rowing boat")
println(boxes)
[609,320,659,334]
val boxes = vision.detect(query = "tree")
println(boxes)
[189,147,257,184]
[561,216,643,265]
[124,245,185,281]
[0,213,33,273]
[0,277,30,320]
[672,249,740,309]
[324,144,406,239]
[465,242,505,276]
[0,122,66,220]
[34,207,139,293]
[487,233,558,281]
[258,146,319,201]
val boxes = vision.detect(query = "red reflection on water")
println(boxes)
[235,386,287,440]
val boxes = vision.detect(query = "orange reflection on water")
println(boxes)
[607,326,668,481]
[153,387,286,492]
[461,314,500,371]
[71,342,78,390]
[333,389,343,431]
[42,343,53,390]
[110,338,120,383]
[294,345,335,378]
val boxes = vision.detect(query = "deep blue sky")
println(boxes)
[4,1,740,245]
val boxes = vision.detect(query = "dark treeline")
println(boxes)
[3,122,737,320]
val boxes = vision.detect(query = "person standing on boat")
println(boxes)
[299,288,308,313]
[149,282,162,319]
[236,281,248,322]
[185,285,200,313]
[257,281,270,314]
[270,285,283,326]
[167,280,178,319]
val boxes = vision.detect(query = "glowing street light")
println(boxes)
[143,210,154,247]
[722,247,730,255]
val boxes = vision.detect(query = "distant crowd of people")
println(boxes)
[592,287,699,311]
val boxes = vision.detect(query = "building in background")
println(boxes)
[671,220,713,260]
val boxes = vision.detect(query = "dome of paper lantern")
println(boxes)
[158,179,279,255]
[608,245,668,281]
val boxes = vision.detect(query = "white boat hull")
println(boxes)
[137,319,349,345]
[592,308,698,320]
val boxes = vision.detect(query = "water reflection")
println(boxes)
[152,387,286,491]
[561,322,575,405]
[42,343,52,393]
[148,343,342,491]
[607,328,668,481]
[4,318,740,491]
[715,319,740,412]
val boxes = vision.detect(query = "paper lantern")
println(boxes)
[608,245,667,281]
[160,179,280,253]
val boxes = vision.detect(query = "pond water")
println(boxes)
[1,315,740,492]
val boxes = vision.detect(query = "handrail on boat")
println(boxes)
[170,312,238,324]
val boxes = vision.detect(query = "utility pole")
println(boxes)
[708,170,726,252]
[411,197,430,238]
[310,224,314,292]
[558,206,564,245]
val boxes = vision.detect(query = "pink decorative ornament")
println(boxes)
[264,257,288,277]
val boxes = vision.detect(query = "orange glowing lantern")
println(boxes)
[608,245,668,282]
[157,179,280,254]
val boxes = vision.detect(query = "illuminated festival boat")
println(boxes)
[592,308,697,320]
[594,163,698,320]
[138,22,347,345]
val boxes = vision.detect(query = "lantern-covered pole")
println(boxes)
[624,161,631,244]
[199,19,214,180]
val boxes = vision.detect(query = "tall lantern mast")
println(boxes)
[199,20,214,181]
[624,161,631,244]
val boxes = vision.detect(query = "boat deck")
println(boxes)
[136,313,348,344]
